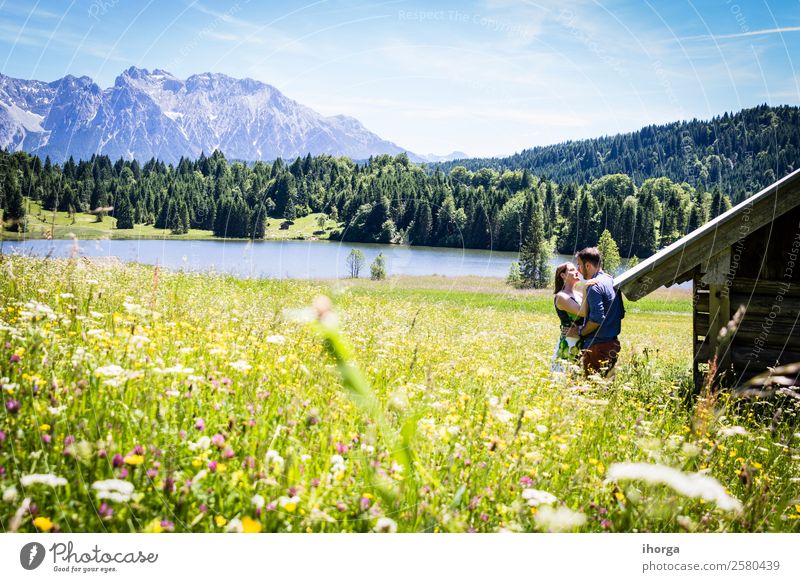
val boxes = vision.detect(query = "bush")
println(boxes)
[506,261,523,288]
[370,253,387,280]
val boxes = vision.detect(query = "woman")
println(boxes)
[552,262,595,368]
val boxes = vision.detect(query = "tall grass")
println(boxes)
[0,256,797,532]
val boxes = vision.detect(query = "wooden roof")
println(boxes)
[615,167,800,301]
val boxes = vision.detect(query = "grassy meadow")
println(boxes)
[0,255,798,533]
[1,201,338,242]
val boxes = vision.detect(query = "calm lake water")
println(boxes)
[0,238,581,280]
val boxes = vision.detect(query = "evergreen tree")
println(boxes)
[3,170,26,232]
[634,192,659,257]
[410,202,432,245]
[519,200,551,288]
[115,192,135,229]
[251,203,267,240]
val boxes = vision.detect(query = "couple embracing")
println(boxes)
[553,247,625,376]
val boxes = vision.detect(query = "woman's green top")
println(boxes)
[554,293,584,361]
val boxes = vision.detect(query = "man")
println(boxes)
[567,247,625,376]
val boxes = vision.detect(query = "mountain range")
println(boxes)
[0,67,466,163]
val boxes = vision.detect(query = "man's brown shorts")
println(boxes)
[582,338,621,376]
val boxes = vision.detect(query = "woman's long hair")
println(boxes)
[554,262,569,295]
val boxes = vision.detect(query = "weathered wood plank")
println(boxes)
[696,292,800,315]
[695,313,799,340]
[730,345,800,369]
[730,278,800,296]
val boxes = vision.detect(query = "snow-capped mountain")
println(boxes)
[0,67,412,162]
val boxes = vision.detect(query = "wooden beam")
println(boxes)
[701,248,731,286]
[707,283,724,356]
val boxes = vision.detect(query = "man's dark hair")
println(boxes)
[576,247,602,267]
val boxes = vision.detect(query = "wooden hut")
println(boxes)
[614,168,800,389]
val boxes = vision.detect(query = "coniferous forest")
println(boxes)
[1,104,798,259]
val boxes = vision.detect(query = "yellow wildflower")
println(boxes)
[242,516,261,533]
[33,517,54,532]
[215,515,227,527]
[124,454,144,465]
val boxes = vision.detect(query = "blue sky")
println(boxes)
[1,0,799,157]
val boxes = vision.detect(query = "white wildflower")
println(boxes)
[20,300,56,321]
[189,436,211,451]
[251,494,265,509]
[681,443,700,457]
[718,426,749,438]
[94,364,125,378]
[606,462,743,513]
[59,293,75,299]
[493,408,514,423]
[156,363,194,375]
[225,518,244,533]
[3,486,18,502]
[48,405,67,416]
[91,479,134,497]
[374,517,398,533]
[522,488,558,507]
[122,301,146,316]
[229,359,251,372]
[20,473,68,487]
[265,449,285,473]
[534,506,587,531]
[266,335,286,344]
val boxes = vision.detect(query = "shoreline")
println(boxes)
[0,252,692,303]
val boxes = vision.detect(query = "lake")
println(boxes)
[0,238,577,280]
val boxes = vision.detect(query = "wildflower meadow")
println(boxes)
[1,256,798,533]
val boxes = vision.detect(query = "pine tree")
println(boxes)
[115,192,135,229]
[519,201,551,288]
[410,202,432,245]
[3,170,26,232]
[251,203,267,240]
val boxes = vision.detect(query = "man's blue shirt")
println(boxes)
[583,271,625,347]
